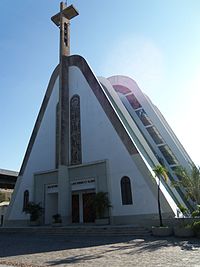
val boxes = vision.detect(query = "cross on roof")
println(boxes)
[51,2,79,58]
[51,2,79,27]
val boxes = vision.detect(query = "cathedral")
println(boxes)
[4,3,193,227]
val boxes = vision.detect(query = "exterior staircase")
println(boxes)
[0,225,151,237]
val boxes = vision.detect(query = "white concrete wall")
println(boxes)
[69,67,158,216]
[45,192,58,224]
[8,78,59,220]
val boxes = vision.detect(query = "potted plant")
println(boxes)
[173,205,194,237]
[24,202,43,226]
[152,165,173,236]
[93,192,111,225]
[52,213,62,226]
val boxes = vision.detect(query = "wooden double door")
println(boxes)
[72,192,95,223]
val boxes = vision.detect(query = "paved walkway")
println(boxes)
[0,233,200,266]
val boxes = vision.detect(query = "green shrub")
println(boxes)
[93,192,111,219]
[178,204,190,217]
[192,221,200,234]
[52,213,62,223]
[183,224,192,229]
[25,202,43,221]
[192,205,200,218]
[172,164,200,205]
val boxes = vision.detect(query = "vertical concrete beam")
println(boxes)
[59,59,69,166]
[58,2,70,166]
[58,165,71,224]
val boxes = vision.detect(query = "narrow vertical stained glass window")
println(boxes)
[70,95,82,165]
[121,176,133,205]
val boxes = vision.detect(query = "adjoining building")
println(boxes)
[4,3,193,227]
[0,201,10,226]
[0,169,18,226]
[0,169,18,189]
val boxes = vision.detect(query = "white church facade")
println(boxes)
[4,3,193,227]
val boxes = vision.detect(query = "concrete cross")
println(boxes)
[51,2,79,166]
[51,1,79,58]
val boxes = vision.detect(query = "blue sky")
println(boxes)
[0,0,200,171]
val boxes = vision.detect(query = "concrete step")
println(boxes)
[0,226,151,236]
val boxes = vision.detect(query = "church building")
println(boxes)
[4,3,193,227]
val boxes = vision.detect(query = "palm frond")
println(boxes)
[173,164,200,204]
[153,165,168,182]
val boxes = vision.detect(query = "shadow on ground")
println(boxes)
[0,232,200,262]
[47,254,104,266]
[43,235,200,266]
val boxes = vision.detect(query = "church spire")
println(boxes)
[51,2,79,166]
